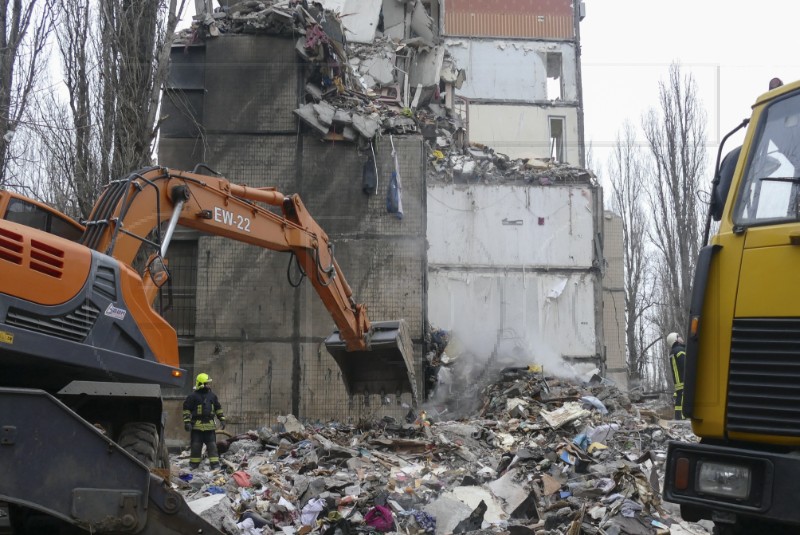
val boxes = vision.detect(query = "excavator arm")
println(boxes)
[81,166,416,397]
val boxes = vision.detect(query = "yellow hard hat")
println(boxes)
[196,373,212,387]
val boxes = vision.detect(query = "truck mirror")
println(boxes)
[712,146,742,221]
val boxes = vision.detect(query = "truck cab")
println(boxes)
[664,80,800,534]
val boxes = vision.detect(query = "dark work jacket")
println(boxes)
[182,387,225,431]
[670,342,686,390]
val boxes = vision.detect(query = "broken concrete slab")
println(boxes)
[352,114,381,139]
[409,0,435,45]
[294,104,331,136]
[312,101,336,127]
[333,108,353,125]
[422,495,473,535]
[410,46,445,88]
[382,0,406,41]
[363,55,397,86]
[487,468,530,514]
[318,0,382,44]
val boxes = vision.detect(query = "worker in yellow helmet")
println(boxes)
[182,372,226,470]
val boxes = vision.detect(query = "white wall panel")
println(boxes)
[467,105,580,163]
[428,271,597,361]
[445,39,577,102]
[427,184,594,267]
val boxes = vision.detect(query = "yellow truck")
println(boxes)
[664,78,800,534]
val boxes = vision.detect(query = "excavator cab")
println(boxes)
[0,190,84,241]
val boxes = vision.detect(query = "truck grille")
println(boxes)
[728,318,800,436]
[6,302,101,342]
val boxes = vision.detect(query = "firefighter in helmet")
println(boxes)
[182,372,226,470]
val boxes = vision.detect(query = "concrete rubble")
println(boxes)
[177,1,593,186]
[177,1,463,146]
[170,360,709,535]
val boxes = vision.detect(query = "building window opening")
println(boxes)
[549,116,565,163]
[546,52,563,100]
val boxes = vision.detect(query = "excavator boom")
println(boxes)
[81,166,416,398]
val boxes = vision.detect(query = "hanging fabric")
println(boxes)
[386,135,404,219]
[362,141,378,195]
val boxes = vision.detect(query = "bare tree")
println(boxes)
[608,121,654,384]
[0,0,55,186]
[27,0,187,218]
[642,63,707,344]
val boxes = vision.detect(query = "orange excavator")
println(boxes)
[0,166,415,534]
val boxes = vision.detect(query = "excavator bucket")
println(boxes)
[325,320,418,401]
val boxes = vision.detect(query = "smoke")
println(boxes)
[423,328,592,420]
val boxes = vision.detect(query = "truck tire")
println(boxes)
[117,422,159,467]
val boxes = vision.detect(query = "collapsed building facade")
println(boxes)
[157,0,624,444]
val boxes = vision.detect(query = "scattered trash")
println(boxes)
[168,363,706,534]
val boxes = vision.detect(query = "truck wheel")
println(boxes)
[117,422,159,467]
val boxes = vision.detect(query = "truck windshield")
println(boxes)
[734,91,800,226]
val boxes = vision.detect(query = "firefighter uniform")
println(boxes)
[668,334,686,420]
[182,373,226,469]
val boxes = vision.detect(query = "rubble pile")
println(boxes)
[177,1,595,186]
[176,1,462,145]
[171,368,708,535]
[426,142,596,185]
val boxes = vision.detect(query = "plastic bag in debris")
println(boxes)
[236,517,263,535]
[301,497,326,526]
[588,423,620,444]
[580,395,609,414]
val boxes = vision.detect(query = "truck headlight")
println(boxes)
[697,461,751,500]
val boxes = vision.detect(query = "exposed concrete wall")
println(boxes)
[186,134,426,429]
[602,211,627,389]
[466,105,580,164]
[443,36,583,165]
[444,38,578,102]
[428,184,593,267]
[428,270,598,360]
[427,183,602,376]
[160,35,427,436]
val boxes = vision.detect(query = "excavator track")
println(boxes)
[0,387,223,535]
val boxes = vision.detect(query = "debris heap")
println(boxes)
[171,367,708,535]
[176,1,593,187]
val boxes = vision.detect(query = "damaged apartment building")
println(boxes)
[157,0,624,442]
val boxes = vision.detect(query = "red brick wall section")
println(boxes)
[443,0,575,39]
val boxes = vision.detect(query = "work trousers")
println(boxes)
[673,388,684,420]
[190,429,220,468]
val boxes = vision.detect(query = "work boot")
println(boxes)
[189,462,200,470]
[210,462,220,470]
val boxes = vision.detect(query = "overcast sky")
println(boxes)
[580,0,800,185]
